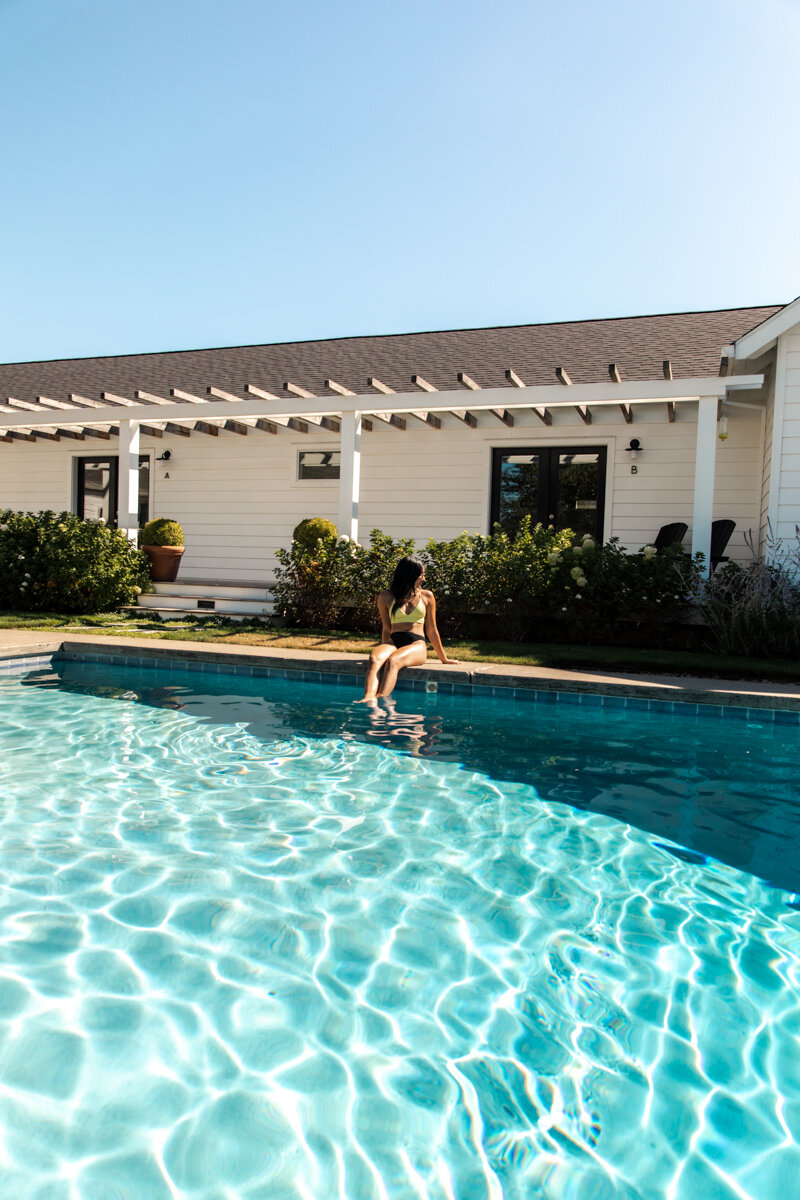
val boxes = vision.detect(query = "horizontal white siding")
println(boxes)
[774,330,800,544]
[0,402,765,580]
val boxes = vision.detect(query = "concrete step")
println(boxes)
[150,580,274,601]
[128,606,274,623]
[138,593,274,617]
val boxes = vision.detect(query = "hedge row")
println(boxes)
[273,519,701,643]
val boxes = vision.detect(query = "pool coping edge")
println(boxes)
[2,636,799,717]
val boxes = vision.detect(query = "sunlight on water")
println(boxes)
[0,663,799,1199]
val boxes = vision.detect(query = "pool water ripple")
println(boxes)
[0,664,799,1198]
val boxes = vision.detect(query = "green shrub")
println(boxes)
[0,510,150,614]
[271,521,702,644]
[542,537,701,640]
[421,519,576,639]
[292,517,337,554]
[699,528,800,657]
[140,518,184,546]
[273,529,414,628]
[345,530,416,627]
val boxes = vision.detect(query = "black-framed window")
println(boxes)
[298,450,340,480]
[75,456,150,526]
[490,446,607,540]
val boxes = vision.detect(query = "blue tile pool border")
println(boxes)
[3,646,797,727]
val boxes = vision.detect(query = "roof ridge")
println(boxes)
[0,303,785,370]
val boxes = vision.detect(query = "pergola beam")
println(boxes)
[136,390,178,406]
[367,411,406,431]
[532,407,552,426]
[245,384,280,400]
[37,395,83,411]
[0,376,765,430]
[171,389,211,405]
[457,371,481,391]
[411,374,437,393]
[325,379,355,398]
[100,392,137,407]
[408,411,442,430]
[285,380,316,400]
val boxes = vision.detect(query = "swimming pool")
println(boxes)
[1,657,798,1198]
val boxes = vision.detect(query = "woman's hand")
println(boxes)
[438,656,461,665]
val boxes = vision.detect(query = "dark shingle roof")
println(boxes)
[0,305,783,404]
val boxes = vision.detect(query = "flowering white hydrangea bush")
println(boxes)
[0,509,150,613]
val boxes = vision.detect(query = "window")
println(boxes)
[75,456,151,526]
[298,450,340,480]
[490,446,606,539]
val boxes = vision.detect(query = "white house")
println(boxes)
[1,299,798,606]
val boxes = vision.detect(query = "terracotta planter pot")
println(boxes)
[142,544,184,583]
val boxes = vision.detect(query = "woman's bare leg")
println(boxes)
[359,643,396,700]
[377,642,428,698]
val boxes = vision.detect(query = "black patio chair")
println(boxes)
[654,522,688,551]
[710,519,736,571]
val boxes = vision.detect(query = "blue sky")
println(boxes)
[2,0,799,362]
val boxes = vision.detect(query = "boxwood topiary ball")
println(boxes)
[292,517,337,554]
[140,518,185,547]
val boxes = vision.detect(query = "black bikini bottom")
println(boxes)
[390,632,426,649]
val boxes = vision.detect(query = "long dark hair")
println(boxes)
[389,556,424,609]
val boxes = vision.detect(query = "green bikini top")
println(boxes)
[390,593,427,626]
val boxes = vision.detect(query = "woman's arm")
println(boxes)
[377,591,394,644]
[424,592,460,664]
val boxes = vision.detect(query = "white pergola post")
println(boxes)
[118,419,141,543]
[691,396,718,577]
[337,411,362,541]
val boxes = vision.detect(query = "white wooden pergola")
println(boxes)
[0,370,763,577]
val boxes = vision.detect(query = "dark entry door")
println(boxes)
[76,457,151,526]
[490,446,606,540]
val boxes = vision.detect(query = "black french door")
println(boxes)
[490,446,607,540]
[76,457,150,527]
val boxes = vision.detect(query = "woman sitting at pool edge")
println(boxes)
[359,555,459,701]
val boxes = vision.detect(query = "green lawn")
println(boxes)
[1,610,797,682]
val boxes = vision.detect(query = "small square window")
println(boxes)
[298,450,340,480]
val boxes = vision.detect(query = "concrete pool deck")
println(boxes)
[1,628,799,711]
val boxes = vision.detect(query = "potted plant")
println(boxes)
[140,518,185,582]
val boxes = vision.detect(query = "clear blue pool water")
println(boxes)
[0,659,799,1199]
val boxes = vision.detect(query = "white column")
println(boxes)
[691,395,718,577]
[118,419,141,543]
[337,411,361,541]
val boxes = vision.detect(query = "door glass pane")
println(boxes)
[555,452,601,537]
[138,456,150,526]
[496,453,540,536]
[80,460,114,523]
